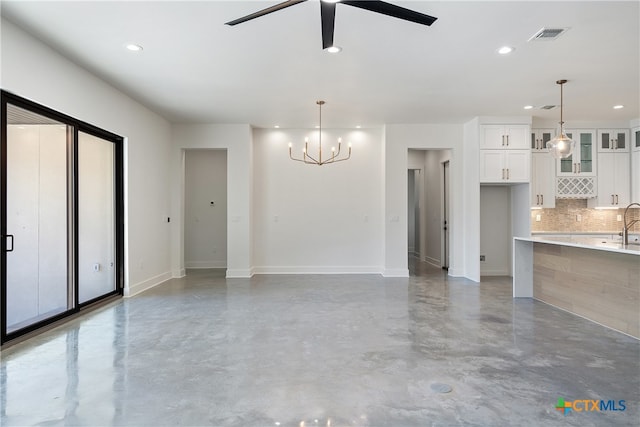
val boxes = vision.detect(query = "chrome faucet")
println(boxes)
[622,202,640,245]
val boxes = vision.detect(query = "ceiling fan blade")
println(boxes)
[320,1,337,49]
[340,0,437,26]
[225,0,308,26]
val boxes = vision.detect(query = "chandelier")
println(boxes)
[288,100,351,165]
[547,79,576,159]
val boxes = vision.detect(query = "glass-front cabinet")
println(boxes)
[531,128,555,151]
[557,129,596,176]
[597,129,629,152]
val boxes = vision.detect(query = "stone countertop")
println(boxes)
[515,235,640,255]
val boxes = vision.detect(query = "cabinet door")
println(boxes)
[505,150,530,182]
[632,150,640,202]
[558,130,596,176]
[592,152,630,207]
[479,151,505,182]
[532,153,556,207]
[633,128,640,152]
[481,125,506,149]
[613,152,630,206]
[577,131,595,174]
[505,126,529,149]
[596,153,617,206]
[531,129,554,151]
[598,129,630,152]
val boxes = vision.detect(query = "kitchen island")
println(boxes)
[514,235,640,339]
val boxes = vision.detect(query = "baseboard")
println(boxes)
[185,261,226,268]
[125,271,172,297]
[382,268,409,278]
[424,256,440,268]
[225,268,253,278]
[481,269,510,276]
[172,268,186,278]
[251,266,384,275]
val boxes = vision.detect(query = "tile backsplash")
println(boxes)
[531,199,640,233]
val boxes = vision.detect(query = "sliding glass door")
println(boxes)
[1,91,124,344]
[78,131,116,304]
[4,109,71,334]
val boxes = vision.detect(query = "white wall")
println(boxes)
[384,124,472,278]
[170,124,252,278]
[1,18,173,296]
[184,150,227,268]
[251,128,384,273]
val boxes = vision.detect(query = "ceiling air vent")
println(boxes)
[528,27,569,41]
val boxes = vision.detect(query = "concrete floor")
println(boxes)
[1,261,638,426]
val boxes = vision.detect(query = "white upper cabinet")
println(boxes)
[480,150,530,183]
[481,125,529,149]
[531,128,555,152]
[556,129,596,176]
[597,129,630,152]
[531,152,556,208]
[588,151,630,207]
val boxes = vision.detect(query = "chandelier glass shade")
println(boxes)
[546,79,575,159]
[288,101,351,166]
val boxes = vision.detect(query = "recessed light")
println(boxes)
[325,45,342,54]
[497,46,514,55]
[274,125,280,128]
[125,44,143,52]
[356,125,361,129]
[613,105,624,109]
[524,105,534,110]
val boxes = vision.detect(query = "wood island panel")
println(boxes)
[533,242,640,338]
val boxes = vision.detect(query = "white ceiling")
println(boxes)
[2,1,639,128]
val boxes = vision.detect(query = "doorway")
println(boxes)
[183,149,227,270]
[407,149,452,275]
[1,91,124,344]
[407,169,420,259]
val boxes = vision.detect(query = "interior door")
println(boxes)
[443,160,450,270]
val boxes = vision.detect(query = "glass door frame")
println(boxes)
[1,90,124,344]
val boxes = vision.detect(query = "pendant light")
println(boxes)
[547,79,575,159]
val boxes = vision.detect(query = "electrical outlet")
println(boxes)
[480,255,486,261]
[536,214,541,222]
[93,263,100,272]
[617,214,622,222]
[576,214,582,222]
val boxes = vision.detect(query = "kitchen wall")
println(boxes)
[531,199,640,233]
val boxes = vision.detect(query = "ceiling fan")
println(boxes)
[225,0,438,50]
